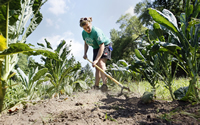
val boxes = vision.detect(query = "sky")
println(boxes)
[27,0,142,69]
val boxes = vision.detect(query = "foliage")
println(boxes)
[0,34,7,51]
[129,44,161,95]
[3,80,25,110]
[147,0,200,101]
[110,14,147,63]
[134,0,187,26]
[0,0,58,112]
[147,23,179,100]
[174,86,189,100]
[38,39,83,98]
[69,63,94,90]
[107,60,141,91]
[135,78,189,100]
[15,65,49,100]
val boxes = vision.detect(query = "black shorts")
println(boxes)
[93,43,112,61]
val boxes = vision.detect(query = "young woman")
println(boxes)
[80,17,112,92]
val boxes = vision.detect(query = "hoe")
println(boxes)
[86,58,130,94]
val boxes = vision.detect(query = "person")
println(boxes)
[80,17,112,92]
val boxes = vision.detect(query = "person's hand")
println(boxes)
[83,54,87,59]
[92,60,98,67]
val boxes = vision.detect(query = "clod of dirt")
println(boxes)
[100,84,108,92]
[75,102,83,106]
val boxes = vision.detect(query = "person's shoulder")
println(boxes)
[93,26,101,31]
[82,30,86,35]
[92,26,103,33]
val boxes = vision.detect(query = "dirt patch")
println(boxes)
[0,89,200,125]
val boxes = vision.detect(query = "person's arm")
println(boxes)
[83,41,89,59]
[92,43,104,66]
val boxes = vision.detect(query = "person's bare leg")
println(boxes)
[95,67,101,86]
[98,58,107,85]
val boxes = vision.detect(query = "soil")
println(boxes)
[0,89,200,125]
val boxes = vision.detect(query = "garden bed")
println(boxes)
[0,90,199,125]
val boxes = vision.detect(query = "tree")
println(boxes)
[134,0,187,26]
[110,14,147,63]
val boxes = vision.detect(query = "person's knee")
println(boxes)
[99,61,106,70]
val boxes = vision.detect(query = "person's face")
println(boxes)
[82,22,92,33]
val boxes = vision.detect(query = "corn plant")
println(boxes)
[148,0,200,101]
[0,0,58,112]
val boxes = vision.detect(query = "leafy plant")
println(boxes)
[107,60,141,92]
[38,40,82,98]
[0,0,58,112]
[15,64,49,100]
[129,45,161,96]
[148,0,200,101]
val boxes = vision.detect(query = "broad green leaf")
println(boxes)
[36,77,50,86]
[153,23,165,42]
[162,9,178,28]
[16,67,28,88]
[148,8,180,37]
[0,43,59,60]
[64,85,73,95]
[118,60,129,67]
[135,49,145,60]
[0,0,21,37]
[194,24,200,45]
[32,68,48,83]
[159,42,181,53]
[72,80,88,89]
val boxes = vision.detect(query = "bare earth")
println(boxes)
[0,89,200,125]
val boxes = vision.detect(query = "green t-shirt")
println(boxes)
[82,26,111,49]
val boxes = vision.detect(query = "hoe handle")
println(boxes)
[86,58,123,87]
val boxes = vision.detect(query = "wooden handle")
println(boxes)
[86,58,123,87]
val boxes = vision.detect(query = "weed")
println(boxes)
[105,113,117,122]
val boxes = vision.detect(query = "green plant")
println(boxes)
[3,81,24,110]
[107,60,142,92]
[15,65,49,100]
[105,113,117,122]
[0,0,58,112]
[148,0,200,101]
[129,45,161,96]
[38,40,83,98]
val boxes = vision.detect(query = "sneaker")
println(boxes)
[100,84,108,92]
[92,85,99,90]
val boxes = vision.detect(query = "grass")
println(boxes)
[137,77,190,101]
[109,77,190,101]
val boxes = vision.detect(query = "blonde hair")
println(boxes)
[79,17,92,27]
